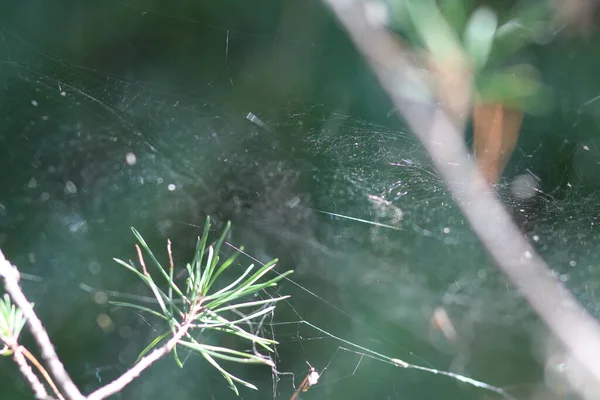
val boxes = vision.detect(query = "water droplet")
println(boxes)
[125,152,137,165]
[65,181,77,194]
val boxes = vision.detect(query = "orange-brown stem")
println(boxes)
[22,345,65,400]
[472,102,524,184]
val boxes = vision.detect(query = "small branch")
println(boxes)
[8,339,52,400]
[0,250,85,400]
[86,302,200,400]
[167,239,174,273]
[22,346,65,400]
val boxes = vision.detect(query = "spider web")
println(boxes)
[2,2,600,400]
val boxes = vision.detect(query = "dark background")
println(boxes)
[1,0,600,399]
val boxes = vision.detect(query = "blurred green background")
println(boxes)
[1,0,600,399]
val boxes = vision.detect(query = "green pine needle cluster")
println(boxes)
[0,294,27,356]
[112,216,293,395]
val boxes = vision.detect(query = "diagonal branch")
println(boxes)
[322,0,600,392]
[22,345,65,400]
[7,339,52,400]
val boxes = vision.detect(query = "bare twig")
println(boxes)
[167,239,174,273]
[7,338,52,400]
[0,249,85,400]
[22,346,65,400]
[322,0,600,392]
[135,244,149,277]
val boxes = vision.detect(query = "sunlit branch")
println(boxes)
[6,339,51,400]
[0,249,85,400]
[322,0,600,393]
[21,346,65,400]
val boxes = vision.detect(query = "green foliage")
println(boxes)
[405,0,465,64]
[476,63,552,113]
[463,6,497,71]
[0,294,27,356]
[440,0,474,36]
[112,216,293,395]
[388,0,554,112]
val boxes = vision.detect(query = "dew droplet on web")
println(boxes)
[65,180,77,194]
[125,152,137,165]
[510,174,538,200]
[286,196,300,208]
[246,112,269,129]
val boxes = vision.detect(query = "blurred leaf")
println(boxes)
[492,19,531,61]
[491,0,554,61]
[522,84,554,116]
[405,0,464,64]
[463,7,498,71]
[387,0,421,44]
[512,0,554,40]
[476,64,550,113]
[440,0,475,35]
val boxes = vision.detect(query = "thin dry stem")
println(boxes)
[0,249,85,400]
[7,339,51,400]
[167,239,174,273]
[135,244,149,276]
[22,346,65,400]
